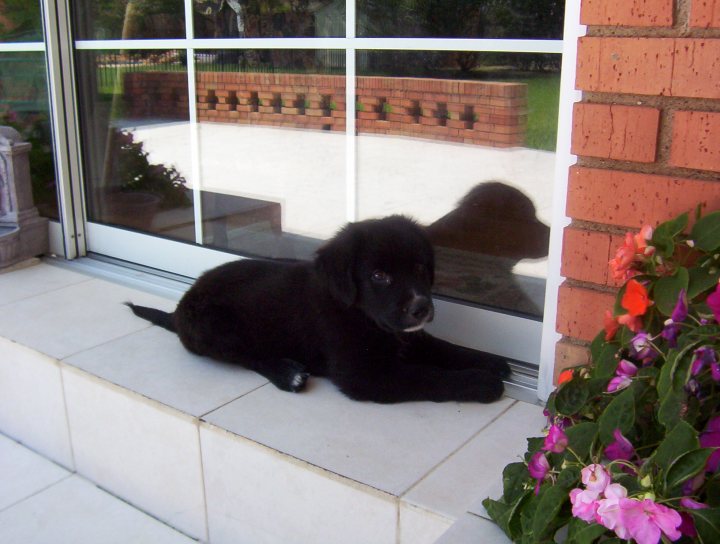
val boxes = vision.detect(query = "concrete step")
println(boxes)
[0,260,545,543]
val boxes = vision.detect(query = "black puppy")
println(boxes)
[127,215,510,403]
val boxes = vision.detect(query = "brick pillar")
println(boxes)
[554,0,720,383]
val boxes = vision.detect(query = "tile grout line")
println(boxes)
[397,400,519,501]
[0,276,95,310]
[0,472,75,515]
[57,363,78,472]
[195,421,211,543]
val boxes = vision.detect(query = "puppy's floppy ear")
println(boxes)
[315,225,360,306]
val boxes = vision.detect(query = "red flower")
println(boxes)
[558,369,574,385]
[621,279,651,317]
[604,310,620,341]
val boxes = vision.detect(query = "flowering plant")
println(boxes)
[483,210,720,543]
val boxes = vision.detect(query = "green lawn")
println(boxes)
[519,73,561,152]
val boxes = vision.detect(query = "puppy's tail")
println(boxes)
[125,302,176,333]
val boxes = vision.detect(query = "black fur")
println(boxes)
[127,215,510,403]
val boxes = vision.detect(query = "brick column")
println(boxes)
[554,0,720,382]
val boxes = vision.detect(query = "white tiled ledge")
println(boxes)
[0,261,547,543]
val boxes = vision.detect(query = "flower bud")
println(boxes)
[640,474,653,488]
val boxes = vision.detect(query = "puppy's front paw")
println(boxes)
[288,371,310,392]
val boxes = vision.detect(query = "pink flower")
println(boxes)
[620,498,682,544]
[678,497,708,538]
[570,488,600,522]
[581,464,611,493]
[707,283,720,323]
[542,425,568,454]
[596,483,629,538]
[605,429,635,462]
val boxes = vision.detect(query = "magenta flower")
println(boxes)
[700,416,720,472]
[605,429,635,462]
[569,488,600,522]
[528,452,549,494]
[617,359,638,377]
[678,496,709,537]
[581,464,611,493]
[707,283,720,323]
[542,424,568,454]
[691,346,718,376]
[629,332,658,362]
[620,498,682,544]
[607,374,632,392]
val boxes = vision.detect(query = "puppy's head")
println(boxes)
[315,216,435,333]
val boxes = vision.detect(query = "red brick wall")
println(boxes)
[555,0,720,382]
[123,72,528,148]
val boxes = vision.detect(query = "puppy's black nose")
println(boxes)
[405,295,433,321]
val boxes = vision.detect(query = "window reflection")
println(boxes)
[357,0,564,39]
[75,50,195,238]
[195,49,346,258]
[71,0,186,40]
[0,52,58,219]
[356,50,558,317]
[193,0,345,38]
[0,0,43,42]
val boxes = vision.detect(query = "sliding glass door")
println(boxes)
[45,1,568,371]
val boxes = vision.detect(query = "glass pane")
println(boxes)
[194,1,345,38]
[195,49,345,259]
[356,50,559,318]
[0,52,59,219]
[357,0,564,39]
[75,50,195,239]
[71,0,186,40]
[0,0,43,42]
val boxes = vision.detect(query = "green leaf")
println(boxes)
[502,462,530,504]
[593,343,619,379]
[653,267,689,316]
[532,485,568,541]
[691,211,720,252]
[565,422,599,460]
[554,379,589,416]
[651,420,700,474]
[688,266,720,299]
[652,212,688,257]
[665,448,713,491]
[691,507,720,544]
[482,497,512,536]
[557,465,581,488]
[598,388,635,445]
[657,389,685,430]
[566,518,609,544]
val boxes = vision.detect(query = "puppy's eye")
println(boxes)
[371,270,392,285]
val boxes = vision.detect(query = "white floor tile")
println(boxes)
[399,502,453,544]
[204,378,514,496]
[403,400,546,519]
[434,513,510,544]
[0,433,70,511]
[0,278,175,359]
[0,262,91,307]
[0,475,196,544]
[65,326,267,416]
[0,338,74,468]
[201,423,398,544]
[62,368,207,540]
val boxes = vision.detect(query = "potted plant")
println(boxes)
[101,128,190,230]
[484,209,720,543]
